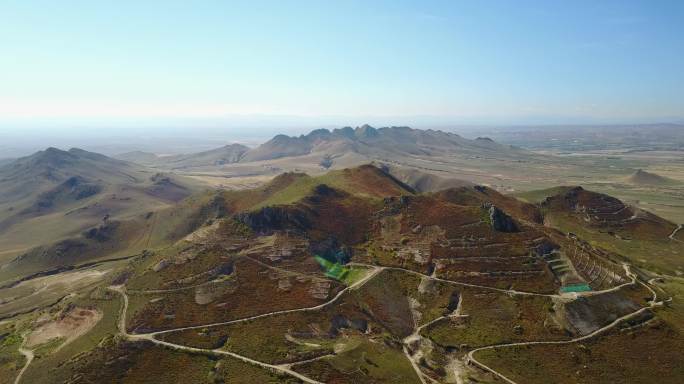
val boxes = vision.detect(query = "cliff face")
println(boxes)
[489,205,519,232]
[236,206,311,234]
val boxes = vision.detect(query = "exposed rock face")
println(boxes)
[319,155,333,169]
[236,206,311,234]
[194,281,237,305]
[534,239,560,256]
[445,290,461,314]
[541,186,584,211]
[62,176,102,199]
[381,195,412,216]
[277,278,292,292]
[308,280,331,299]
[556,291,641,335]
[201,195,230,220]
[152,259,170,272]
[488,206,519,232]
[355,124,379,138]
[26,305,103,349]
[329,314,368,336]
[82,221,120,242]
[310,237,351,264]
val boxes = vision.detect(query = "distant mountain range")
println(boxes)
[114,125,528,170]
[242,125,526,161]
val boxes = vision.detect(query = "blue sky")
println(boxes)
[1,0,683,128]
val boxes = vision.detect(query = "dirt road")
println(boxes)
[13,344,34,384]
[669,224,683,242]
[106,268,385,384]
[147,266,383,337]
[466,284,664,384]
[108,285,325,384]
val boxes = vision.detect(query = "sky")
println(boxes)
[1,0,683,135]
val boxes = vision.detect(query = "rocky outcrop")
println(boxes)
[194,280,238,305]
[200,195,230,220]
[381,195,412,216]
[303,184,343,205]
[329,314,369,336]
[152,259,170,272]
[488,205,519,232]
[319,155,333,169]
[82,221,120,242]
[556,291,641,335]
[446,290,461,313]
[308,280,332,300]
[310,237,351,264]
[235,206,311,234]
[534,239,560,257]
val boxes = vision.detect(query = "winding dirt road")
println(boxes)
[147,266,384,337]
[17,259,647,384]
[403,291,464,384]
[108,285,325,384]
[465,278,664,384]
[350,262,638,300]
[106,267,384,384]
[13,336,33,384]
[354,262,646,384]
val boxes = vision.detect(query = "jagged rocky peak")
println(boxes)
[487,204,519,232]
[236,206,311,234]
[306,128,333,140]
[271,134,295,142]
[355,124,379,138]
[332,126,355,138]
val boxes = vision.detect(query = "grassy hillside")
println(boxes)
[2,164,682,384]
[0,148,204,264]
[531,186,684,274]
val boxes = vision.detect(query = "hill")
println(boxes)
[536,186,683,273]
[116,143,249,169]
[626,169,676,186]
[1,165,682,384]
[0,164,411,281]
[0,148,202,263]
[379,163,473,192]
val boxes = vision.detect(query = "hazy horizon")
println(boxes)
[1,120,682,159]
[2,0,683,130]
[2,1,683,157]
